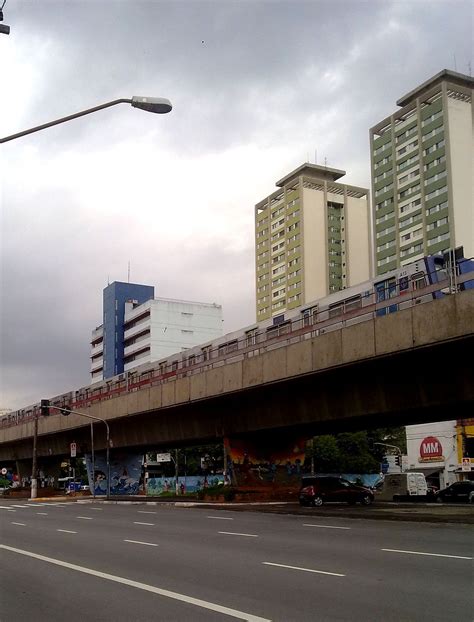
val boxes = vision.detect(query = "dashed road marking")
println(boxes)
[124,540,158,547]
[11,522,26,526]
[263,562,345,577]
[382,548,472,560]
[76,516,93,520]
[303,524,351,530]
[57,529,77,534]
[218,531,258,538]
[133,522,155,526]
[208,516,234,520]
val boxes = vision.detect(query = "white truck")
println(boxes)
[375,472,428,501]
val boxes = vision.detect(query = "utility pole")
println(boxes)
[175,449,179,495]
[31,412,38,499]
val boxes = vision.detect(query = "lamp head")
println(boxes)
[131,96,172,114]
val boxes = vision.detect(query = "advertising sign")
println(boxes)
[419,436,443,462]
[461,458,472,472]
[70,442,77,458]
[156,453,171,463]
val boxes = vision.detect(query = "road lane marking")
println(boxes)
[0,545,271,622]
[7,510,16,512]
[36,512,48,515]
[263,562,345,577]
[137,511,157,514]
[57,529,77,534]
[11,522,26,526]
[208,516,234,520]
[133,521,155,526]
[218,531,258,538]
[76,516,93,520]
[303,524,351,530]
[382,548,472,560]
[10,504,30,508]
[0,505,14,509]
[124,540,158,547]
[88,508,103,511]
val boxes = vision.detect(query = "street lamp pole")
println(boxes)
[48,405,111,499]
[0,96,172,143]
[30,412,39,499]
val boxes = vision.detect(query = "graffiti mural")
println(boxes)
[85,452,143,495]
[225,432,308,487]
[147,474,224,496]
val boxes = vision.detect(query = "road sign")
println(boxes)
[1,467,7,475]
[70,442,77,458]
[461,458,471,472]
[156,453,171,463]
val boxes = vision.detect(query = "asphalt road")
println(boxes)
[1,499,473,622]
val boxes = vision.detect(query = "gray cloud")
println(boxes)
[1,0,472,409]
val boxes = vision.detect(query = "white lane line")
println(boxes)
[208,516,234,520]
[76,516,93,520]
[88,508,103,511]
[0,545,271,622]
[263,562,345,577]
[36,512,48,516]
[303,524,351,530]
[0,505,15,509]
[133,521,155,526]
[382,548,472,560]
[57,529,77,534]
[7,510,16,512]
[10,504,31,508]
[137,511,157,514]
[124,540,158,547]
[11,522,26,526]
[218,531,258,538]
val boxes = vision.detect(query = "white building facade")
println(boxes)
[406,420,458,489]
[91,297,223,381]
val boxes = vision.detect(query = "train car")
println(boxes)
[2,250,473,426]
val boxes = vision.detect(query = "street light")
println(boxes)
[37,404,112,499]
[0,96,172,143]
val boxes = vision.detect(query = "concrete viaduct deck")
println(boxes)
[1,289,473,462]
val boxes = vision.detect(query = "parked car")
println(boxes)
[299,476,374,507]
[434,481,474,503]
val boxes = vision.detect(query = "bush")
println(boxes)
[223,487,236,502]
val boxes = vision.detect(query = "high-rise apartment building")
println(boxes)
[255,163,371,322]
[370,69,473,275]
[91,281,223,382]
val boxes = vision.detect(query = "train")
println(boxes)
[2,249,473,429]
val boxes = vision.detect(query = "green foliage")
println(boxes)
[308,426,406,474]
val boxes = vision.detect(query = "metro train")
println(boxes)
[2,250,473,429]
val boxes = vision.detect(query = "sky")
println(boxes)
[0,0,472,411]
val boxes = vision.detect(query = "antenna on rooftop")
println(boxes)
[453,53,457,71]
[324,157,328,168]
[314,149,317,164]
[468,61,472,76]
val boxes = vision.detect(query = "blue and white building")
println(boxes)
[91,281,223,382]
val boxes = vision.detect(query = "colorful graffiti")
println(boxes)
[85,452,142,495]
[147,474,225,496]
[225,433,307,487]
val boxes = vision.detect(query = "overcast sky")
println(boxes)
[0,0,472,410]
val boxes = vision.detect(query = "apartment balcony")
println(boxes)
[124,337,151,359]
[90,358,103,373]
[91,343,103,358]
[124,321,151,342]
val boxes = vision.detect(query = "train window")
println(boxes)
[302,305,318,326]
[246,329,257,347]
[201,346,211,361]
[399,276,409,292]
[266,321,291,338]
[344,296,362,313]
[159,362,167,375]
[412,272,427,290]
[328,302,344,318]
[219,340,239,356]
[171,361,178,371]
[188,354,196,366]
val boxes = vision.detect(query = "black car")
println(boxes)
[434,481,474,503]
[299,476,374,507]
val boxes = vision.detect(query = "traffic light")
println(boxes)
[40,399,50,416]
[61,404,71,416]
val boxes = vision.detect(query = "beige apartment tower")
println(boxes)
[370,70,474,275]
[255,163,371,321]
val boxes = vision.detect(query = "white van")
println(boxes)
[375,472,427,501]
